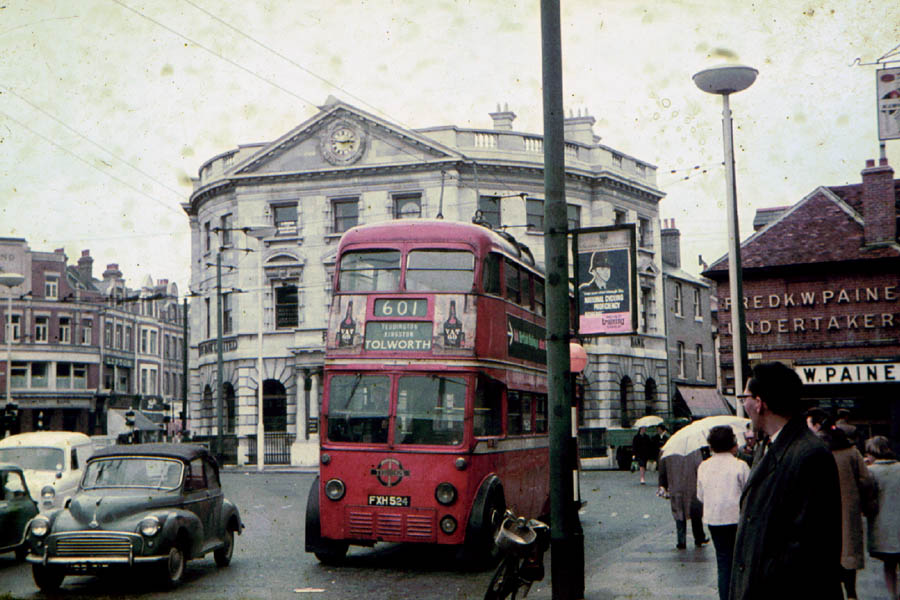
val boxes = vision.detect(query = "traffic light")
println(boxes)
[1,402,18,432]
[125,410,136,428]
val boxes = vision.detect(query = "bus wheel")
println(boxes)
[314,541,348,565]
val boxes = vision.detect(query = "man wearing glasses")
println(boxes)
[729,361,843,600]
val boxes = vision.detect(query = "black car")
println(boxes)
[25,443,243,591]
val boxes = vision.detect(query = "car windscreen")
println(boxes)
[327,374,390,444]
[0,447,65,472]
[82,457,183,490]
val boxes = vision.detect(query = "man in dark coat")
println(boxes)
[730,362,843,600]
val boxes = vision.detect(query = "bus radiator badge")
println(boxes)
[371,459,410,487]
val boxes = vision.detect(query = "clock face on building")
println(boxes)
[321,119,366,165]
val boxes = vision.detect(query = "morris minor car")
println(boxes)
[25,443,243,592]
[0,464,39,560]
[0,431,94,511]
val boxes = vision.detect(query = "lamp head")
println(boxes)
[0,273,25,289]
[693,65,758,95]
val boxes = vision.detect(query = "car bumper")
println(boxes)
[27,530,166,569]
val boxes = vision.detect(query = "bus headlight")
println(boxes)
[324,478,346,501]
[31,517,51,538]
[435,482,457,506]
[139,516,160,537]
[439,515,457,534]
[454,457,468,470]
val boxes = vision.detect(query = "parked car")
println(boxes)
[0,431,94,511]
[25,443,243,592]
[0,463,39,560]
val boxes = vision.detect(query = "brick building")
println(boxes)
[660,220,724,419]
[0,239,185,439]
[704,158,900,442]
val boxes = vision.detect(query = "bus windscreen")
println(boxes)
[338,250,401,292]
[395,375,466,446]
[327,375,390,443]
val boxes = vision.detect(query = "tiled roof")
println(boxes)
[706,186,900,273]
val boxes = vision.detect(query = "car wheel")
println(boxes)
[314,540,349,565]
[214,528,234,568]
[32,563,64,592]
[160,544,186,588]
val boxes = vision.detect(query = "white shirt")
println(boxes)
[696,452,750,526]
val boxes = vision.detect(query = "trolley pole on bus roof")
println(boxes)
[541,1,584,598]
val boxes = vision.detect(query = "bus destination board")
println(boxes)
[364,321,433,351]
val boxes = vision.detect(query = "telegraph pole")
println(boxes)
[541,1,584,598]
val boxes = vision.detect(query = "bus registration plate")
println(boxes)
[368,495,411,507]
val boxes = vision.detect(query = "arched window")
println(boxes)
[263,379,288,432]
[202,385,214,432]
[224,382,236,433]
[619,376,634,428]
[644,378,657,416]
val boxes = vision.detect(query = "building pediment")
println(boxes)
[231,97,464,177]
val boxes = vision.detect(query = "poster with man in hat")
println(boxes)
[574,225,637,335]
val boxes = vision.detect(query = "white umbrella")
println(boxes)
[660,415,751,458]
[633,415,664,428]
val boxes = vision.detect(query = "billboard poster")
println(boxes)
[573,225,637,335]
[877,67,900,141]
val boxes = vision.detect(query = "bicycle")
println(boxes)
[483,510,551,600]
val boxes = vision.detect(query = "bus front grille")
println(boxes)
[347,507,435,541]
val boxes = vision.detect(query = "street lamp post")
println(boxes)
[1,273,25,434]
[693,65,757,415]
[244,226,276,471]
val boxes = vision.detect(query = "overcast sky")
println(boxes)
[2,0,899,292]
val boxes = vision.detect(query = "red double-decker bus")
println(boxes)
[305,219,550,563]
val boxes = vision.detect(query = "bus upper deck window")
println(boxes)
[338,250,401,292]
[483,253,501,295]
[406,250,474,292]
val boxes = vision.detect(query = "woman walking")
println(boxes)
[865,435,900,599]
[696,425,749,600]
[829,426,873,600]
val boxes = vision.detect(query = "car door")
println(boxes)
[203,458,225,543]
[182,457,214,551]
[0,469,38,550]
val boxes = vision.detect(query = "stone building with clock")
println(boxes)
[184,96,668,465]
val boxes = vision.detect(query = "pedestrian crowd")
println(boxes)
[642,361,899,600]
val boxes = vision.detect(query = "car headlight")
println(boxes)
[31,517,51,538]
[139,516,160,537]
[435,482,457,506]
[41,485,56,501]
[324,478,345,501]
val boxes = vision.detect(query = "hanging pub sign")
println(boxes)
[572,224,638,335]
[877,67,900,141]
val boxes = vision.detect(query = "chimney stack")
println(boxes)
[861,158,896,247]
[103,263,123,281]
[77,250,93,281]
[489,103,516,131]
[563,108,596,145]
[661,218,681,269]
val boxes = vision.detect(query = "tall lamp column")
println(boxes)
[693,65,757,415]
[245,227,276,471]
[1,273,25,434]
